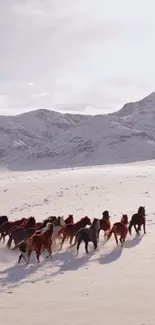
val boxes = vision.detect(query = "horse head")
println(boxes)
[57,216,65,227]
[102,210,110,220]
[138,206,145,216]
[82,216,91,226]
[91,218,100,231]
[28,216,36,227]
[121,214,128,225]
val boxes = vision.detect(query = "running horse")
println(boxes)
[0,218,25,243]
[58,216,91,249]
[128,206,146,236]
[106,214,129,247]
[99,210,111,239]
[72,218,100,254]
[26,222,54,264]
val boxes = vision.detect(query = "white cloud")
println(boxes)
[0,0,155,115]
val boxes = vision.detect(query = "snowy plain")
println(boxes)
[0,160,155,325]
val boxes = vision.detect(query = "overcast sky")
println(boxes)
[0,0,155,115]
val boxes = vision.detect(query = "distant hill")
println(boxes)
[0,92,155,171]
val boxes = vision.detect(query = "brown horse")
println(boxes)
[26,222,54,263]
[58,216,91,249]
[106,214,128,247]
[0,218,25,243]
[128,206,146,236]
[65,214,74,224]
[99,211,111,239]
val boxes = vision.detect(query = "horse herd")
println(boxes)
[0,206,146,264]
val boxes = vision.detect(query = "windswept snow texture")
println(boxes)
[0,161,155,325]
[1,92,155,171]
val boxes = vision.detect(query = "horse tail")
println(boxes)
[128,220,133,236]
[106,225,116,242]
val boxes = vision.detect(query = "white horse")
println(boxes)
[52,217,65,248]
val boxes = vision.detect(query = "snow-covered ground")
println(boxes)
[0,160,154,324]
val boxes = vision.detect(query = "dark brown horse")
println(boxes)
[65,214,74,224]
[106,214,128,247]
[7,226,37,249]
[0,215,8,226]
[0,218,25,243]
[58,216,91,249]
[128,206,146,235]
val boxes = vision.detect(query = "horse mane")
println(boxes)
[75,216,89,225]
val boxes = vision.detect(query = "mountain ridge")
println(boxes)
[0,92,155,171]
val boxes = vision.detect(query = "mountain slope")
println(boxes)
[0,92,155,171]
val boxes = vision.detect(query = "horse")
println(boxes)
[99,219,111,239]
[7,226,36,249]
[51,216,65,247]
[98,210,111,239]
[106,214,129,247]
[0,215,8,226]
[128,206,146,236]
[36,216,57,231]
[65,214,74,224]
[26,222,54,264]
[0,218,25,243]
[58,216,91,249]
[8,217,36,236]
[102,210,110,220]
[6,217,36,248]
[72,218,100,254]
[11,240,29,264]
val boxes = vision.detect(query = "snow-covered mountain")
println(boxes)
[1,92,155,171]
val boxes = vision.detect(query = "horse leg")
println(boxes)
[18,254,23,264]
[98,229,100,242]
[2,233,6,243]
[18,253,27,264]
[33,248,41,263]
[77,238,82,254]
[7,236,12,249]
[134,224,139,235]
[143,221,146,234]
[85,241,89,254]
[46,240,52,258]
[69,234,74,246]
[93,240,98,251]
[26,249,32,264]
[114,232,118,246]
[59,233,66,250]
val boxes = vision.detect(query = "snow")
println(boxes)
[1,92,155,171]
[0,160,155,324]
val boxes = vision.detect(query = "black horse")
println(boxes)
[0,215,8,226]
[128,206,146,235]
